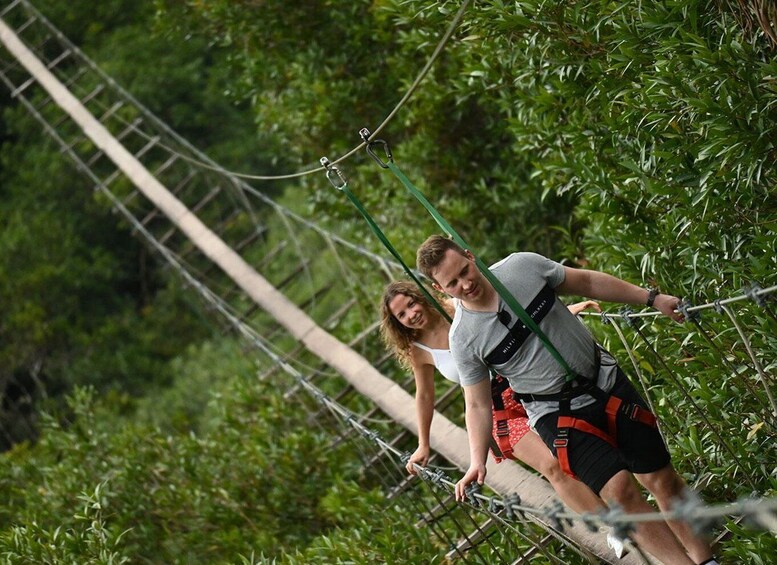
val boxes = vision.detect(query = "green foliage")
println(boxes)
[0,483,131,565]
[0,339,445,563]
[0,2,222,446]
[1,0,776,562]
[0,132,213,437]
[151,0,776,282]
[274,482,440,564]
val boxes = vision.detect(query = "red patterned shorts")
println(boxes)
[490,375,531,463]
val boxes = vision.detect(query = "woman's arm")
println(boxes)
[406,349,437,476]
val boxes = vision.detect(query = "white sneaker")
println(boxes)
[606,532,628,559]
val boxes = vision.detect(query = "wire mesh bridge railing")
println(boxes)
[0,1,775,563]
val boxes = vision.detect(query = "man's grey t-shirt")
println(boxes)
[450,252,618,427]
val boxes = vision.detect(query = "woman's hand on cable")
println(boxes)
[455,463,486,502]
[567,300,601,316]
[406,444,430,476]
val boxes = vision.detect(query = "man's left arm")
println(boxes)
[557,267,683,322]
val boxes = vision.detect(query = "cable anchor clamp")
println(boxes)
[359,127,393,169]
[746,283,766,307]
[464,482,481,507]
[504,493,521,520]
[619,306,638,329]
[678,298,700,322]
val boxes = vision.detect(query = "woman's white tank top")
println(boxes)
[412,342,460,384]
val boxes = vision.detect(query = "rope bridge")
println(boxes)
[0,1,774,563]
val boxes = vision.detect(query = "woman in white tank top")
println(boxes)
[379,281,621,527]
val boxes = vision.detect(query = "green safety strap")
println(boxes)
[320,158,451,324]
[359,134,575,381]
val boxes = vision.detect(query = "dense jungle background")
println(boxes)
[0,0,775,563]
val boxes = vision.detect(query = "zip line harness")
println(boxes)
[323,130,659,479]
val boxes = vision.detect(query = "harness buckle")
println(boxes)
[553,438,568,448]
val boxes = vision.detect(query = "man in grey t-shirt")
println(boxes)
[416,235,717,565]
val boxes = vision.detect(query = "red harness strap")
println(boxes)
[552,379,658,479]
[605,395,622,441]
[629,404,657,427]
[492,407,524,460]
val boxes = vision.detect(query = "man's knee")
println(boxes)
[600,471,644,508]
[636,464,685,499]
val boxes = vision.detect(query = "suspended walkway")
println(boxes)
[1,1,775,563]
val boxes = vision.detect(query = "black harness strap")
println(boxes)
[494,312,658,479]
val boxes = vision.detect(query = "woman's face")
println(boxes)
[388,293,428,331]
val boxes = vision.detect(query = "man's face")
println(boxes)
[431,249,487,303]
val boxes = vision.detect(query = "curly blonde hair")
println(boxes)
[379,281,452,368]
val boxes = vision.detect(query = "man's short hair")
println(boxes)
[416,235,466,281]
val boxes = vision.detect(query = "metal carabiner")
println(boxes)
[320,156,347,190]
[359,127,393,169]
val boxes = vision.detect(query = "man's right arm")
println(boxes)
[557,266,684,322]
[449,322,494,501]
[454,377,493,502]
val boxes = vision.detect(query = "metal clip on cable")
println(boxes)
[619,306,638,329]
[503,493,521,520]
[671,489,717,535]
[599,504,626,529]
[431,468,447,486]
[465,482,482,507]
[320,156,347,190]
[359,127,393,169]
[580,512,599,533]
[679,298,700,322]
[612,521,634,543]
[545,500,566,531]
[746,283,766,307]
